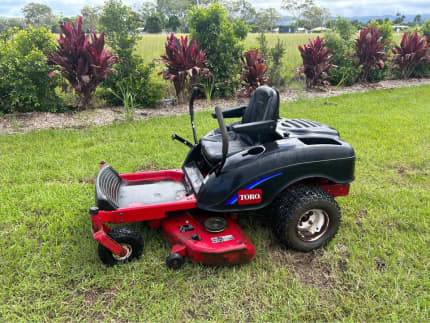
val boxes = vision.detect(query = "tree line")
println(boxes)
[1,0,427,35]
[0,0,282,34]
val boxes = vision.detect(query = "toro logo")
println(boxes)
[238,189,262,205]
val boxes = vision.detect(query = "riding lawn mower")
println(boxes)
[89,86,355,269]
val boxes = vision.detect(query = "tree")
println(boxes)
[0,17,26,33]
[413,15,423,26]
[335,16,355,41]
[368,19,393,44]
[300,6,330,29]
[188,3,246,97]
[281,0,315,26]
[393,12,405,25]
[99,0,140,58]
[22,2,54,28]
[145,13,163,33]
[255,8,281,32]
[422,19,430,39]
[136,2,157,19]
[223,0,256,24]
[81,5,100,32]
[99,0,165,108]
[350,19,364,30]
[166,15,181,31]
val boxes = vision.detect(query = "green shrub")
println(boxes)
[422,19,430,39]
[100,0,165,107]
[99,0,139,59]
[145,13,163,33]
[0,27,61,113]
[324,33,360,86]
[167,15,181,32]
[335,16,355,41]
[368,19,393,44]
[367,66,388,82]
[411,62,430,78]
[257,32,269,60]
[233,19,248,41]
[255,32,288,87]
[268,38,288,87]
[103,62,165,108]
[188,4,246,97]
[327,66,361,87]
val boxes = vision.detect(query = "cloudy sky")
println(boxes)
[1,0,429,17]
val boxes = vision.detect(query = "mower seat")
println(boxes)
[200,86,280,165]
[200,132,253,164]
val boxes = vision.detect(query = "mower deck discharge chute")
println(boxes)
[90,86,355,269]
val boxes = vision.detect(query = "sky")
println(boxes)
[1,0,429,17]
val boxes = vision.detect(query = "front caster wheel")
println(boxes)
[166,253,185,270]
[98,227,144,266]
[271,184,341,252]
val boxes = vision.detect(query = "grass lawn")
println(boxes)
[0,85,429,321]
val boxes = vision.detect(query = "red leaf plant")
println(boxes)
[156,33,210,102]
[240,49,269,96]
[354,27,390,82]
[298,37,333,88]
[47,17,117,109]
[392,32,430,79]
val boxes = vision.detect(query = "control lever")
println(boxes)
[171,134,193,148]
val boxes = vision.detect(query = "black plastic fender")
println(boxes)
[196,137,355,213]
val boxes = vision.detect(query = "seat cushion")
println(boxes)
[200,132,251,165]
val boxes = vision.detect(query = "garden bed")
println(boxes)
[1,78,430,135]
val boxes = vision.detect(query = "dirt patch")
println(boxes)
[69,285,119,321]
[268,241,351,290]
[356,209,369,227]
[375,258,386,271]
[392,165,429,177]
[270,247,337,290]
[2,78,430,135]
[78,176,96,184]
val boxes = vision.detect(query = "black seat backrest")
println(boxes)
[242,86,280,124]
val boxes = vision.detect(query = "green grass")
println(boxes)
[0,85,429,321]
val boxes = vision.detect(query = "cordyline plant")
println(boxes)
[155,33,210,102]
[354,27,390,82]
[240,49,269,96]
[298,37,333,88]
[47,17,117,109]
[392,32,430,79]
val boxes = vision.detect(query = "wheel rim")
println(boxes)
[296,209,329,242]
[172,259,180,268]
[112,243,132,261]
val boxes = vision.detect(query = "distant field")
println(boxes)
[137,33,320,77]
[137,32,404,77]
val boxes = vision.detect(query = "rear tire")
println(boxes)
[98,227,144,266]
[271,184,341,252]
